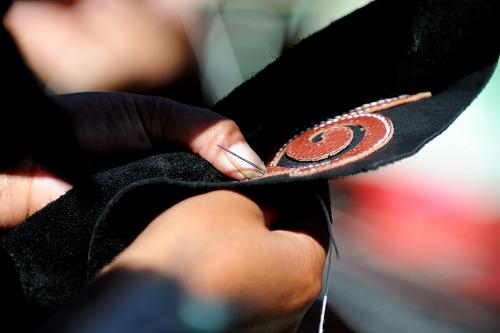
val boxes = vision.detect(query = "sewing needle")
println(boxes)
[217,144,266,175]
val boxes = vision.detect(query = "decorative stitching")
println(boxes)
[263,92,431,178]
[286,126,354,162]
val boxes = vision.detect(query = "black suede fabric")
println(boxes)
[1,151,328,310]
[1,0,499,329]
[1,154,224,309]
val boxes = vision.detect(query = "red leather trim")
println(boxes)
[266,114,393,177]
[286,126,354,162]
[262,92,431,178]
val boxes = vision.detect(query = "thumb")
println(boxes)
[188,118,266,180]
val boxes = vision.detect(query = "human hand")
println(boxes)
[54,92,266,180]
[106,190,328,332]
[0,92,265,228]
[40,188,328,333]
[4,0,192,92]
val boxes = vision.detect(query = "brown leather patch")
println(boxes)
[262,92,431,178]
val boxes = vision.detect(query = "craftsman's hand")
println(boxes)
[0,92,265,228]
[53,92,265,180]
[4,0,208,92]
[105,190,328,333]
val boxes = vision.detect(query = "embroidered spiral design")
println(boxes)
[266,113,393,176]
[264,92,431,178]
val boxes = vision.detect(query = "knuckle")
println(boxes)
[223,119,240,132]
[308,275,323,300]
[283,272,323,312]
[217,119,242,139]
[216,120,241,143]
[300,267,323,299]
[193,119,242,155]
[296,248,327,303]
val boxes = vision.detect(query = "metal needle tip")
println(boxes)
[217,144,266,175]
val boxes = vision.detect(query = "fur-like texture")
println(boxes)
[1,0,499,328]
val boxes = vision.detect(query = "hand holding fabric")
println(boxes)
[53,92,266,180]
[0,92,265,228]
[41,190,328,333]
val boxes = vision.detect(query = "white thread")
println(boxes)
[314,193,338,333]
[318,294,328,333]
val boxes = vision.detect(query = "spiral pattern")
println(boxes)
[264,92,431,178]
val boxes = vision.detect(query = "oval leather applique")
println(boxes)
[264,92,431,178]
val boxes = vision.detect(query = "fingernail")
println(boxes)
[227,170,247,180]
[240,169,265,179]
[224,142,266,179]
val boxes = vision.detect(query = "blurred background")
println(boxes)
[4,0,499,332]
[327,66,500,333]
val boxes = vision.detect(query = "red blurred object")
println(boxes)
[335,177,500,305]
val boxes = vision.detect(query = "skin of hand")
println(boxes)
[53,92,266,180]
[2,5,327,330]
[0,112,327,333]
[0,162,71,228]
[4,0,190,92]
[0,93,327,332]
[104,190,328,333]
[0,93,266,228]
[4,0,220,92]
